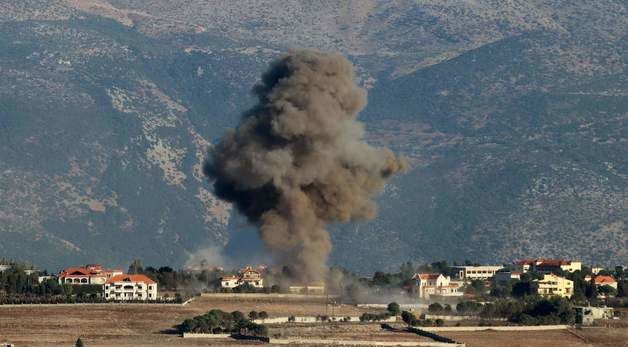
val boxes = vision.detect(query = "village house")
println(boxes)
[220,275,241,288]
[513,259,582,273]
[594,275,618,289]
[584,274,618,298]
[58,264,123,285]
[104,274,157,301]
[220,266,264,289]
[453,265,504,281]
[413,273,462,299]
[533,273,574,298]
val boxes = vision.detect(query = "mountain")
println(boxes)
[0,0,626,272]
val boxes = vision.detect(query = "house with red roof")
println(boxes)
[104,274,157,301]
[58,264,123,285]
[585,274,618,290]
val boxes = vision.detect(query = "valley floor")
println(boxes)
[1,298,626,347]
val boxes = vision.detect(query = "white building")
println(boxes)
[38,275,55,284]
[220,266,264,289]
[221,275,240,288]
[453,265,504,280]
[104,274,157,301]
[413,273,462,299]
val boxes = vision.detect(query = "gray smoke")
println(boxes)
[205,50,406,283]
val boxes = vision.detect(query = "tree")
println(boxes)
[400,261,414,276]
[618,281,628,297]
[598,285,617,297]
[249,311,259,320]
[75,337,85,347]
[401,311,416,325]
[258,311,268,320]
[428,303,443,314]
[387,302,401,316]
[127,259,143,274]
[512,281,533,298]
[443,304,452,313]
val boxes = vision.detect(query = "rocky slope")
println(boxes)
[0,0,626,271]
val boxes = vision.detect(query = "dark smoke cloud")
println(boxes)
[205,50,406,283]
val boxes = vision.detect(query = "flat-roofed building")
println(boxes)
[453,265,504,280]
[533,274,573,298]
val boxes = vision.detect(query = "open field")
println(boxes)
[0,296,373,347]
[1,297,627,346]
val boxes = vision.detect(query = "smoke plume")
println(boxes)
[205,50,406,283]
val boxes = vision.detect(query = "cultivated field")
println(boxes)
[1,297,626,347]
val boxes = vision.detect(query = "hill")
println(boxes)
[0,0,626,271]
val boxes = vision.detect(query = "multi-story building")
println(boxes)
[513,259,582,274]
[533,274,574,298]
[104,274,157,301]
[453,265,504,280]
[58,264,123,285]
[413,273,462,299]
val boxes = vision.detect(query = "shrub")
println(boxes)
[428,303,444,314]
[359,312,391,322]
[401,311,415,325]
[179,308,268,336]
[387,302,401,315]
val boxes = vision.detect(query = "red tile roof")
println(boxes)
[106,274,155,285]
[414,273,442,280]
[593,275,616,285]
[59,264,122,278]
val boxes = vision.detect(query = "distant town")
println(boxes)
[1,257,626,306]
[1,256,627,346]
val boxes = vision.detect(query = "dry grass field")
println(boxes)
[0,296,372,347]
[1,298,626,347]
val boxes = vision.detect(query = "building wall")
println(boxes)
[455,266,504,280]
[104,282,157,300]
[534,274,573,298]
